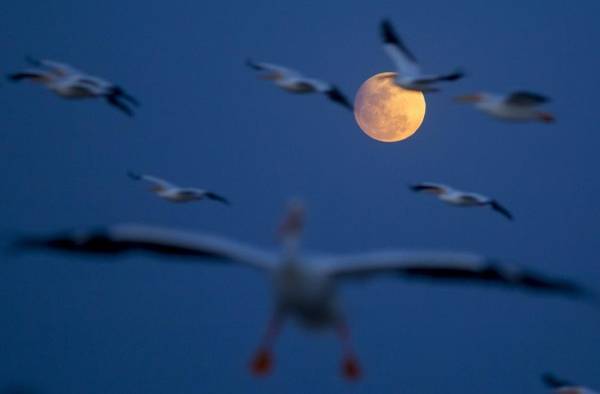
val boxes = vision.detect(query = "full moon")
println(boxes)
[354,72,426,142]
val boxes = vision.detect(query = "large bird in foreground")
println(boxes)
[542,372,599,394]
[380,19,464,92]
[14,201,588,380]
[246,59,353,110]
[455,91,554,123]
[410,182,514,220]
[127,172,230,205]
[7,57,139,116]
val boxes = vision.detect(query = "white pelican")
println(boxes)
[455,91,555,123]
[381,20,464,92]
[543,373,598,394]
[410,182,513,220]
[246,60,353,110]
[127,172,229,205]
[7,57,139,116]
[15,201,588,380]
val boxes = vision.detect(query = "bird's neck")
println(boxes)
[281,236,301,264]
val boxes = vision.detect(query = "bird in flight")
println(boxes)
[14,201,589,380]
[127,171,230,205]
[456,91,555,123]
[542,372,598,394]
[7,57,139,116]
[246,59,353,110]
[380,19,464,92]
[410,182,514,220]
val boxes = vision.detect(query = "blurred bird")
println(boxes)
[127,171,229,205]
[380,19,464,92]
[410,182,513,220]
[14,201,589,380]
[455,91,554,123]
[7,57,139,116]
[542,372,598,393]
[246,59,353,110]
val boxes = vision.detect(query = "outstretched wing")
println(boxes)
[127,172,175,189]
[26,56,81,76]
[246,59,301,80]
[14,224,277,271]
[380,20,421,78]
[506,91,550,106]
[317,251,587,298]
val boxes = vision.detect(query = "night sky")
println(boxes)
[1,0,599,393]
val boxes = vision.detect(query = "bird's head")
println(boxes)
[454,93,485,103]
[277,199,305,259]
[537,111,556,123]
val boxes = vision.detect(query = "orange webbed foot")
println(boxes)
[250,349,273,376]
[342,355,362,380]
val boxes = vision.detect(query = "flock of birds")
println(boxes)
[6,18,596,391]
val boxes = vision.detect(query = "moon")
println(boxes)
[354,72,426,142]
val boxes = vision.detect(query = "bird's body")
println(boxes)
[246,60,353,110]
[411,182,514,220]
[380,20,463,92]
[273,260,338,327]
[456,91,554,123]
[8,57,139,116]
[16,202,588,379]
[128,172,230,205]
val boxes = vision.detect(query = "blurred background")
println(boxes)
[1,0,599,392]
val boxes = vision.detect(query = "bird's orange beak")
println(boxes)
[277,199,305,241]
[454,94,482,103]
[260,72,282,81]
[537,112,555,123]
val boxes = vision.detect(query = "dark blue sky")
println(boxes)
[2,0,599,392]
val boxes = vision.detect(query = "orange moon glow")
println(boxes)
[354,72,426,142]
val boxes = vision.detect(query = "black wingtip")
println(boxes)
[7,72,36,82]
[105,95,134,117]
[490,200,514,221]
[542,373,571,389]
[380,19,397,44]
[206,192,231,206]
[446,69,466,81]
[127,171,141,180]
[326,86,353,111]
[245,58,260,70]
